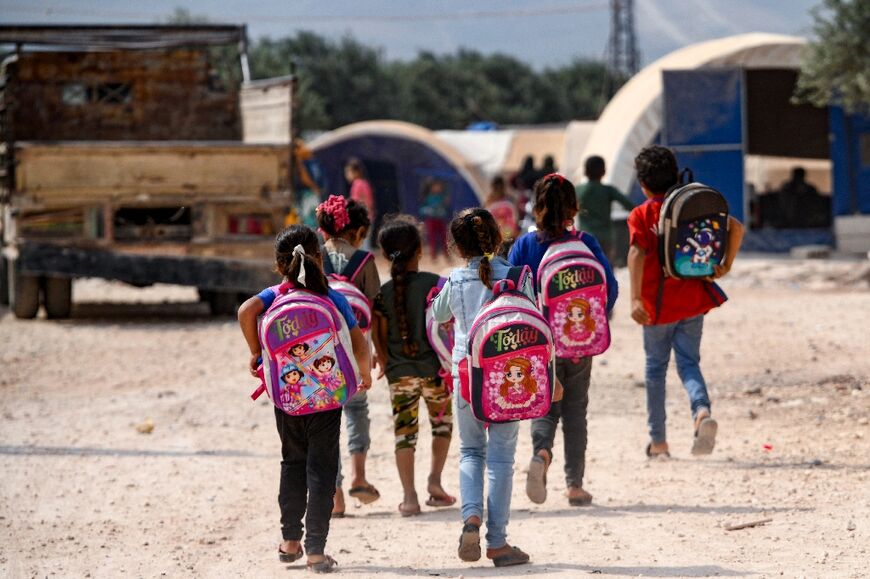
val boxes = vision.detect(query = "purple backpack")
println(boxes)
[537,233,610,361]
[251,283,360,416]
[458,267,556,423]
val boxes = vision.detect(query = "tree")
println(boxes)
[796,0,870,113]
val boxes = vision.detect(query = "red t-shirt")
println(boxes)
[627,196,726,325]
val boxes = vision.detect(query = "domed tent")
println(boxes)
[309,120,487,233]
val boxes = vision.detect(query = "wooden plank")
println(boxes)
[14,142,290,203]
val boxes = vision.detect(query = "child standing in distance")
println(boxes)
[372,216,455,517]
[430,208,537,568]
[627,146,744,458]
[419,178,451,262]
[508,173,618,507]
[237,225,372,573]
[317,195,381,515]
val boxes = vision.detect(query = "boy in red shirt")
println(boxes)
[627,146,744,458]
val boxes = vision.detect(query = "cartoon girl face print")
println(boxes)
[281,365,304,387]
[505,365,525,388]
[563,298,595,336]
[314,356,334,375]
[289,342,310,360]
[499,357,538,402]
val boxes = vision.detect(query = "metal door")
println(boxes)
[662,69,745,221]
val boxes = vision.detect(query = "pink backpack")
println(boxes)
[251,283,360,416]
[537,233,610,361]
[323,249,373,334]
[425,277,455,392]
[458,268,556,423]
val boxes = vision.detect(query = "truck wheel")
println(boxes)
[0,257,8,306]
[197,288,213,303]
[208,291,238,316]
[10,269,40,319]
[44,276,73,319]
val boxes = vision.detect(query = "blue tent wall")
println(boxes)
[312,135,480,220]
[830,106,870,216]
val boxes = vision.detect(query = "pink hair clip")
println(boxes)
[316,195,351,232]
[544,172,565,184]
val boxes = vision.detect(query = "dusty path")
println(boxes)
[1,257,868,578]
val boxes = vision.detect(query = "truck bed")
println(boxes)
[13,141,290,206]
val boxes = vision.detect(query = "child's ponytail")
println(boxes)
[378,216,423,357]
[275,225,330,296]
[533,173,578,241]
[450,208,502,289]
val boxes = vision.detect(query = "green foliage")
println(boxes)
[796,0,870,113]
[246,31,623,131]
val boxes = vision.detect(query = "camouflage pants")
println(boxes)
[389,375,453,451]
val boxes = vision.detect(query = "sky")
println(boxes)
[0,0,821,69]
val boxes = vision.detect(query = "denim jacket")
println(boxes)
[431,256,535,368]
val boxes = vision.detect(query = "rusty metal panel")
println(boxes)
[8,50,240,141]
[14,142,289,205]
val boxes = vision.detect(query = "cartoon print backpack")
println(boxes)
[425,277,455,392]
[251,283,360,416]
[658,170,729,279]
[458,267,556,423]
[537,232,610,360]
[323,249,373,334]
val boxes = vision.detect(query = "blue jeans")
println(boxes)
[336,391,371,487]
[643,315,711,443]
[454,391,519,550]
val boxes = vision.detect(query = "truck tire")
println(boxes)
[44,276,73,319]
[0,257,8,306]
[208,291,238,316]
[10,268,40,319]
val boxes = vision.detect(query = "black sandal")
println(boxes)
[490,546,530,567]
[278,545,304,563]
[307,554,338,573]
[457,522,481,562]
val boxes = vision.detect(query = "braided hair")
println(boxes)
[449,208,502,289]
[533,173,578,241]
[378,215,423,357]
[275,225,330,295]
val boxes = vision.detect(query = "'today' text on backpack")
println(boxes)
[323,249,373,335]
[537,232,610,360]
[252,282,360,416]
[658,170,729,279]
[458,267,556,423]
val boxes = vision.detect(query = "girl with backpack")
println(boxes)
[317,195,382,516]
[237,224,372,573]
[508,173,618,507]
[430,208,542,568]
[370,215,455,517]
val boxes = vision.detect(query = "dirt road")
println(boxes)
[1,257,868,578]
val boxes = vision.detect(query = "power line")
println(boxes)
[0,2,610,25]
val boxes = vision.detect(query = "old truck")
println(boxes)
[0,25,296,318]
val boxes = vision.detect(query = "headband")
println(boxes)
[316,195,351,232]
[544,172,565,184]
[292,244,307,286]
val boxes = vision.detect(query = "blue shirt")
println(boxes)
[508,230,618,312]
[256,286,358,330]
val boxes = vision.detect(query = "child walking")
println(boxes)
[508,173,618,507]
[627,146,744,457]
[237,224,372,572]
[371,215,455,516]
[430,208,536,568]
[317,195,381,515]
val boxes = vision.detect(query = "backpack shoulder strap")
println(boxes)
[506,265,532,293]
[321,246,336,275]
[341,249,373,282]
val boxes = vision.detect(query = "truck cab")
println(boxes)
[0,25,295,318]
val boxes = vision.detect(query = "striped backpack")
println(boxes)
[458,267,556,423]
[425,277,455,392]
[537,232,610,361]
[252,283,360,416]
[323,249,373,335]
